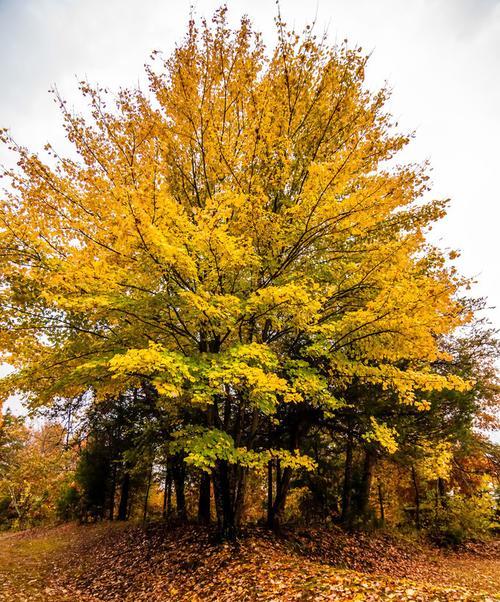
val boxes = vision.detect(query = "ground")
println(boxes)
[0,522,498,601]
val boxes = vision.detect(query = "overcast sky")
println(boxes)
[1,0,499,415]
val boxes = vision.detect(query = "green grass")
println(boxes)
[0,525,80,601]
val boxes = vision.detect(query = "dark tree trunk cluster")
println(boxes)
[266,460,293,530]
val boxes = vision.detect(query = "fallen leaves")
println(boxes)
[0,522,498,601]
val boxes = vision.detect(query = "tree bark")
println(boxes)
[341,423,354,524]
[198,472,211,524]
[358,448,375,518]
[162,465,172,519]
[266,410,312,531]
[213,459,237,540]
[411,466,421,530]
[172,456,187,521]
[267,462,293,531]
[142,463,153,523]
[117,470,130,521]
[108,462,117,521]
[233,466,247,528]
[167,474,172,516]
[377,481,385,523]
[438,477,447,507]
[266,460,273,527]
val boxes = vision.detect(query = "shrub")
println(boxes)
[56,484,81,521]
[428,491,497,547]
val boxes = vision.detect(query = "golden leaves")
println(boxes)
[363,417,399,454]
[0,8,476,464]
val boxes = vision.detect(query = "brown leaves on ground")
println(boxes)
[285,526,500,593]
[0,523,498,601]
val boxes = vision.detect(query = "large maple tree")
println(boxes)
[0,9,469,537]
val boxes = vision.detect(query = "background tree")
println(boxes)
[0,413,76,529]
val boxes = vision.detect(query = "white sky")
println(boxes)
[1,0,499,422]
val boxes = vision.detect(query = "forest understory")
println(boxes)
[0,521,498,601]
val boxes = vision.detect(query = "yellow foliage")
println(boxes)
[363,417,399,454]
[0,9,473,472]
[417,441,453,481]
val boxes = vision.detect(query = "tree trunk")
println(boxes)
[65,404,72,450]
[233,466,247,528]
[117,471,130,521]
[143,463,153,523]
[377,481,385,523]
[162,465,171,519]
[126,491,133,520]
[213,460,237,540]
[108,462,117,521]
[266,460,273,527]
[438,477,447,507]
[198,472,211,524]
[267,462,293,531]
[358,449,375,518]
[266,412,311,531]
[167,474,172,516]
[341,424,354,524]
[411,466,421,530]
[172,456,187,521]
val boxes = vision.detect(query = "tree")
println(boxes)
[74,387,167,522]
[0,413,76,528]
[0,9,470,538]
